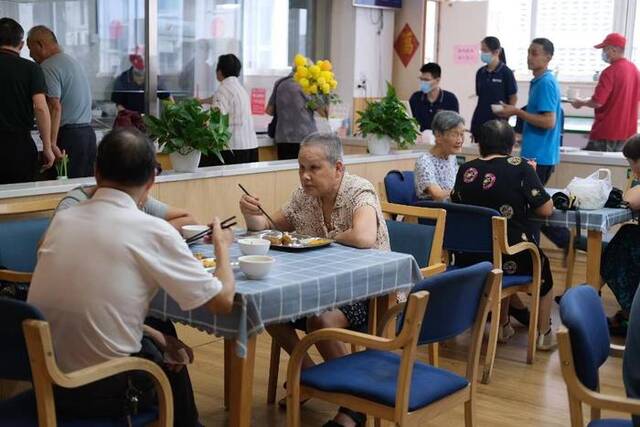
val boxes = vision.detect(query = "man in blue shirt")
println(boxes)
[409,63,459,131]
[497,38,562,185]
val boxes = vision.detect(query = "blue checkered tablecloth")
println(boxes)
[148,243,421,357]
[529,188,634,233]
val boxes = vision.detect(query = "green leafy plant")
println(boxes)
[355,82,420,149]
[55,151,69,177]
[144,99,231,162]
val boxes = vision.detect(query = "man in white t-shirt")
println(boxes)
[28,127,235,426]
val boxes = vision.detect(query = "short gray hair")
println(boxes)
[300,133,344,164]
[431,111,465,135]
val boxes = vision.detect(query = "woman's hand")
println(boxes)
[210,217,234,249]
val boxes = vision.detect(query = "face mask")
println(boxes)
[480,52,493,64]
[601,50,610,64]
[420,81,432,93]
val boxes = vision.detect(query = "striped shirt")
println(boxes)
[211,76,258,150]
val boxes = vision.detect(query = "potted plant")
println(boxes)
[356,82,420,155]
[144,99,231,172]
[55,150,69,180]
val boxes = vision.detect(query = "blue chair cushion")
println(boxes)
[587,419,633,427]
[502,275,532,288]
[0,390,159,426]
[300,349,469,412]
[0,217,50,272]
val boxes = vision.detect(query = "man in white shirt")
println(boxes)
[28,127,235,426]
[198,53,259,165]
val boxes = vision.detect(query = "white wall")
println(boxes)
[437,1,489,126]
[392,0,426,101]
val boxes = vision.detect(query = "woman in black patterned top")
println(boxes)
[451,119,557,350]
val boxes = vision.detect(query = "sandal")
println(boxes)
[322,407,366,427]
[277,382,309,409]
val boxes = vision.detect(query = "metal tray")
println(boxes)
[259,231,333,252]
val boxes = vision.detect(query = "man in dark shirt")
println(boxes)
[0,18,55,184]
[409,63,460,131]
[111,53,171,114]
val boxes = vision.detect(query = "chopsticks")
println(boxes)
[237,183,278,230]
[185,216,237,245]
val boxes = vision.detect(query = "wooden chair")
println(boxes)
[558,286,638,427]
[0,298,173,426]
[416,200,542,384]
[0,198,59,284]
[286,263,501,427]
[265,202,447,403]
[382,202,447,366]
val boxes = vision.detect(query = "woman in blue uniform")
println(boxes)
[471,36,518,142]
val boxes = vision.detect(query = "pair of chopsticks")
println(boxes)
[185,216,237,245]
[237,184,278,230]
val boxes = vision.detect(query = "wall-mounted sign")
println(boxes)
[453,44,478,65]
[394,23,419,68]
[251,88,266,115]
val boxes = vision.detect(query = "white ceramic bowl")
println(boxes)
[181,225,209,242]
[238,238,271,256]
[491,104,504,113]
[239,255,275,280]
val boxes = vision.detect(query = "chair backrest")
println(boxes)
[0,298,45,381]
[416,200,499,254]
[0,217,50,272]
[384,170,418,205]
[382,203,446,270]
[401,262,494,344]
[386,220,435,269]
[559,286,610,391]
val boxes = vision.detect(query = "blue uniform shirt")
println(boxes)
[521,71,562,166]
[409,89,459,131]
[471,62,517,138]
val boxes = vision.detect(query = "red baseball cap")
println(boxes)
[129,53,144,71]
[594,33,626,49]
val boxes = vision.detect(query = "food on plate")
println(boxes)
[193,252,205,260]
[201,258,216,268]
[303,237,331,246]
[281,232,294,245]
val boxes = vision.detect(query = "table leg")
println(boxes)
[586,229,604,290]
[226,335,257,427]
[376,294,394,338]
[224,339,231,410]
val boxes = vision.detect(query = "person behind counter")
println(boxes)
[111,51,172,114]
[0,17,55,184]
[27,25,96,178]
[571,33,640,152]
[197,54,259,166]
[409,62,459,132]
[471,36,518,142]
[414,110,465,201]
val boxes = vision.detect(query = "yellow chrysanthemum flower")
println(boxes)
[298,78,309,88]
[309,65,320,77]
[329,79,338,89]
[309,84,318,94]
[321,83,330,94]
[294,54,307,67]
[296,66,309,77]
[319,61,332,71]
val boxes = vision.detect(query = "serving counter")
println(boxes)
[0,139,631,225]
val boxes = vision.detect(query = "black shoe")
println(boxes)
[509,306,530,326]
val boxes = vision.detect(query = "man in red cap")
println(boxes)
[571,33,640,152]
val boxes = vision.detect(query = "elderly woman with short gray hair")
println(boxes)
[239,132,389,426]
[414,110,465,200]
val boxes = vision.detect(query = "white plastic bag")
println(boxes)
[566,168,612,210]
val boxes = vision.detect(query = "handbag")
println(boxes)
[566,168,612,210]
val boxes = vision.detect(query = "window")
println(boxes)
[488,0,626,82]
[423,0,439,64]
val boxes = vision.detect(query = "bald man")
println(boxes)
[27,25,96,178]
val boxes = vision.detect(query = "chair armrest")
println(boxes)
[421,263,446,278]
[0,269,32,283]
[377,302,406,336]
[22,320,173,424]
[610,343,625,358]
[582,389,640,415]
[503,241,540,258]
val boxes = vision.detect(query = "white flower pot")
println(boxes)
[367,135,392,155]
[170,150,202,173]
